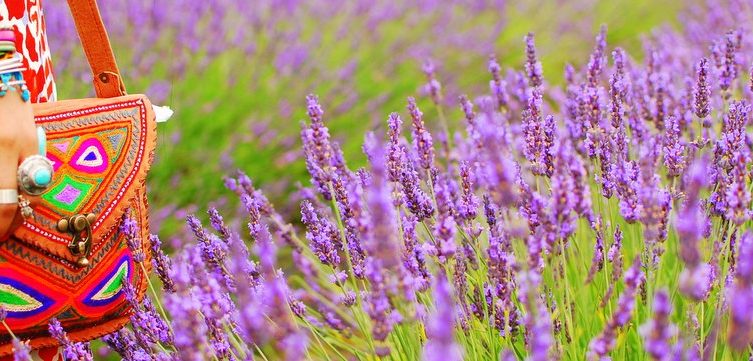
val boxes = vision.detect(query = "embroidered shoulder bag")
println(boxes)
[0,0,156,354]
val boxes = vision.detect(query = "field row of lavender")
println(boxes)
[20,0,753,360]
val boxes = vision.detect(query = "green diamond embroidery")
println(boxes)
[42,175,95,213]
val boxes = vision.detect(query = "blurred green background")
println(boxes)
[48,0,683,235]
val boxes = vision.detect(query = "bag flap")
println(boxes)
[12,94,156,263]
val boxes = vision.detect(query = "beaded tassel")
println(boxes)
[0,27,30,102]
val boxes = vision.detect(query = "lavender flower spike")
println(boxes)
[407,97,436,171]
[729,231,753,350]
[422,60,443,106]
[588,257,644,360]
[11,338,32,361]
[301,94,335,199]
[422,272,462,361]
[693,58,711,121]
[488,55,509,109]
[524,33,543,88]
[640,289,677,360]
[48,318,94,361]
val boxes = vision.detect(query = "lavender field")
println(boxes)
[28,0,753,360]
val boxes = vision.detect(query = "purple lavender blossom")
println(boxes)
[694,58,711,121]
[718,30,741,94]
[588,258,644,360]
[522,88,548,175]
[548,142,577,244]
[11,338,31,361]
[422,60,444,106]
[121,216,145,263]
[724,151,751,225]
[586,231,605,284]
[149,235,176,293]
[387,112,404,183]
[207,207,231,242]
[331,174,367,278]
[488,56,510,109]
[587,26,608,87]
[402,213,430,291]
[729,231,753,350]
[362,134,409,350]
[423,272,462,361]
[524,33,543,88]
[398,149,435,220]
[48,318,94,361]
[407,97,436,171]
[640,289,676,360]
[432,174,458,262]
[301,95,335,200]
[663,115,686,178]
[300,200,343,270]
[457,161,479,221]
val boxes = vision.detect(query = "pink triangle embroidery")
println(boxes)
[70,138,109,174]
[53,141,70,153]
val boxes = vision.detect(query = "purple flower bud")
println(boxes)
[725,151,751,225]
[401,214,430,291]
[719,30,741,94]
[662,115,686,178]
[407,97,436,171]
[729,231,753,349]
[679,263,714,302]
[524,33,543,88]
[300,200,342,268]
[694,58,711,120]
[207,207,231,242]
[398,150,435,221]
[586,231,605,284]
[615,160,640,223]
[587,25,608,86]
[640,289,676,360]
[301,95,335,200]
[387,112,404,183]
[121,216,145,263]
[528,299,554,361]
[332,174,367,278]
[548,143,577,242]
[422,60,443,105]
[457,161,479,221]
[48,318,94,361]
[422,272,462,361]
[588,257,644,360]
[488,56,509,109]
[11,338,32,361]
[522,89,547,175]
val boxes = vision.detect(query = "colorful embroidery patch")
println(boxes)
[81,254,131,308]
[0,277,55,318]
[0,284,43,313]
[71,138,109,173]
[41,175,95,213]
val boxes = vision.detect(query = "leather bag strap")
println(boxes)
[65,0,126,98]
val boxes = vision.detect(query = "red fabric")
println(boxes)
[1,0,56,103]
